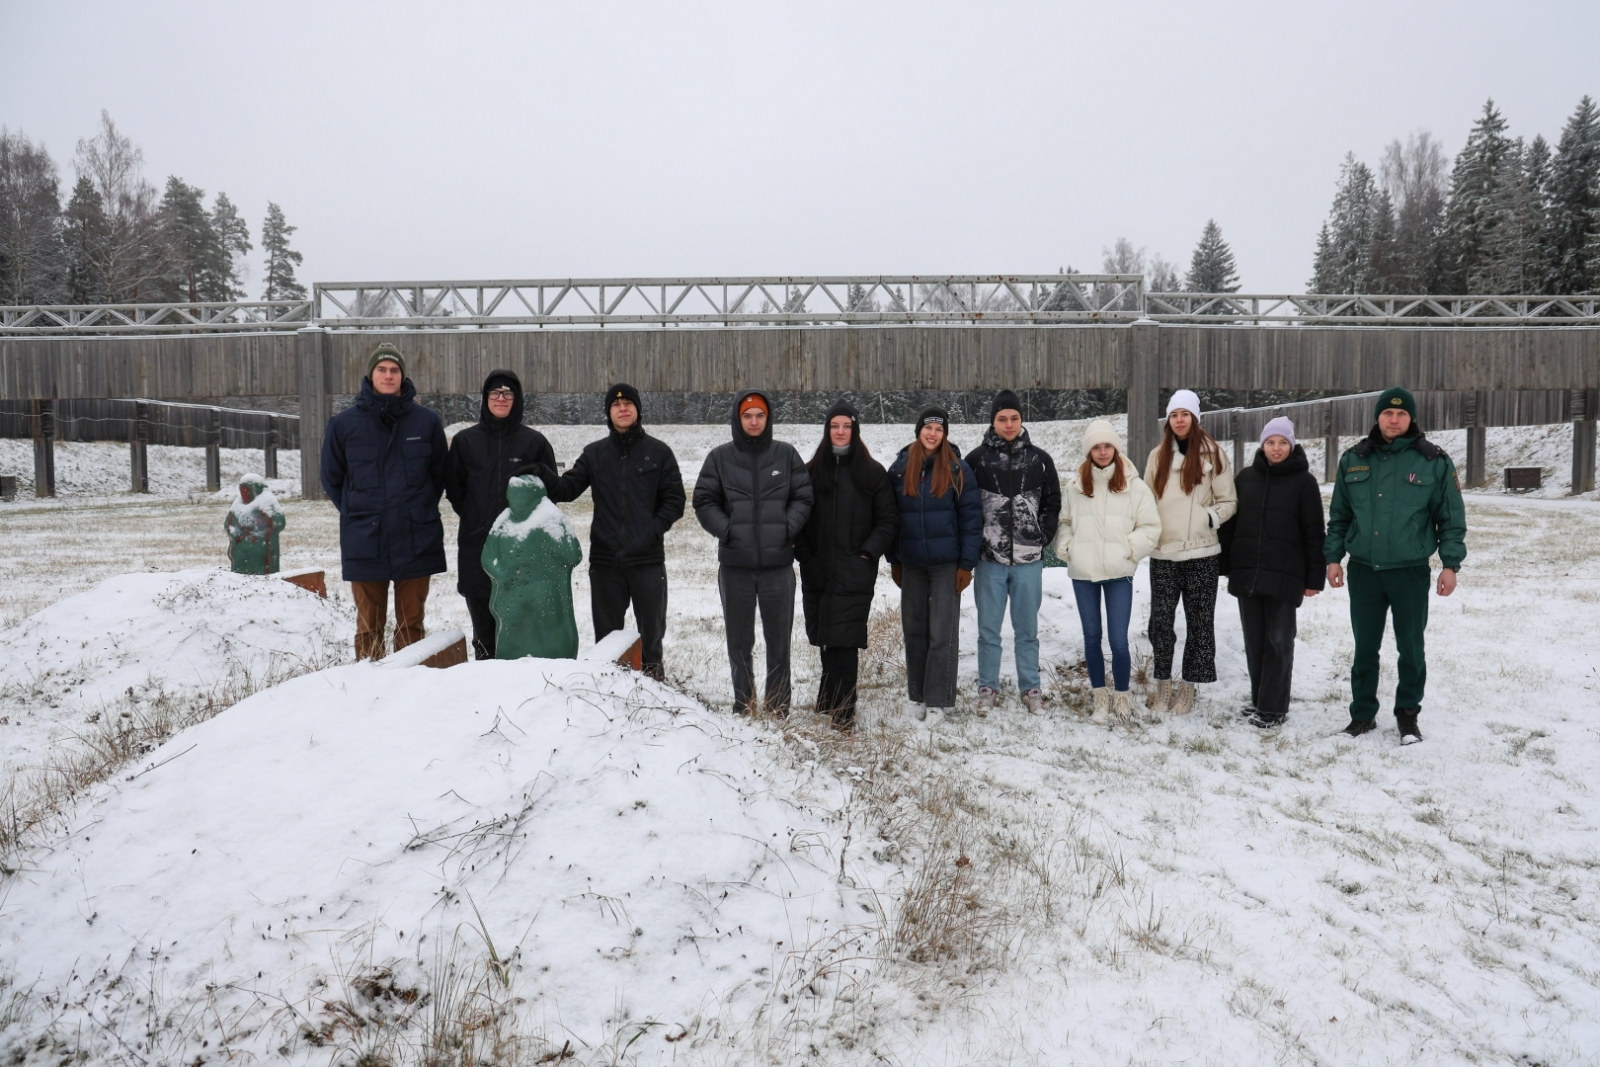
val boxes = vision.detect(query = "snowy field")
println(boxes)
[2,420,1599,1065]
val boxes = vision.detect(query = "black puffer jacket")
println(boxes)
[443,370,557,598]
[966,427,1062,565]
[547,419,686,568]
[692,389,814,570]
[320,377,449,583]
[1219,444,1327,605]
[794,404,900,649]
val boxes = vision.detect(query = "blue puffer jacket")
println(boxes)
[885,445,982,571]
[320,377,449,582]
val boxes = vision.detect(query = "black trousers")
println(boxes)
[717,564,795,716]
[591,562,669,680]
[1236,594,1297,718]
[465,595,497,660]
[1148,556,1220,683]
[817,646,860,728]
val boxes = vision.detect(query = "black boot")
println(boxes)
[1248,710,1285,729]
[1395,708,1422,745]
[1342,719,1377,737]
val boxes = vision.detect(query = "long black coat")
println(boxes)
[795,446,899,649]
[320,377,449,583]
[442,371,556,598]
[1219,444,1328,605]
[692,390,814,570]
[548,424,686,568]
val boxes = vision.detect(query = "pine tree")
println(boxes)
[157,176,231,303]
[1184,219,1240,292]
[209,192,251,300]
[1309,153,1379,291]
[1481,137,1551,293]
[1444,100,1513,292]
[260,201,306,301]
[845,282,877,313]
[0,129,66,304]
[61,174,110,302]
[1542,95,1600,294]
[1368,192,1400,293]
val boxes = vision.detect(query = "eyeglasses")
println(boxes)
[487,388,514,399]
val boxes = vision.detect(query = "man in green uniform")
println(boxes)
[1325,387,1467,744]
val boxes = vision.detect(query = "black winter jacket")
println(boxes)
[320,377,449,583]
[795,441,899,649]
[885,444,982,571]
[548,422,686,568]
[692,390,814,570]
[442,371,556,598]
[1219,444,1328,605]
[967,428,1062,565]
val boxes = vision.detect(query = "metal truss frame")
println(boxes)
[0,300,313,333]
[1145,292,1600,324]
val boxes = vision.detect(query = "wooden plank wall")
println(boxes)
[0,333,301,398]
[0,399,300,449]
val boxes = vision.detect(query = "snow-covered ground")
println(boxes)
[2,419,1599,1065]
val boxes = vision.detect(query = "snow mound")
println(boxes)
[0,568,346,770]
[1,658,879,1060]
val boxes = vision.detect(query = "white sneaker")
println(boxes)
[905,698,928,722]
[976,687,998,715]
[1021,689,1044,715]
[1090,687,1111,724]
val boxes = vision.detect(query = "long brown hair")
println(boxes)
[903,439,964,498]
[1078,450,1128,497]
[1153,420,1226,496]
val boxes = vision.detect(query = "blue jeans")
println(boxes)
[975,559,1043,692]
[1072,577,1134,691]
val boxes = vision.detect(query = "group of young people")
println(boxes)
[320,344,1467,744]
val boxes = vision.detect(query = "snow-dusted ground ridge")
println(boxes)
[2,419,1599,1065]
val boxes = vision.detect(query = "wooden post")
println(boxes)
[1574,389,1598,495]
[1126,321,1159,470]
[1231,410,1244,475]
[205,407,222,492]
[264,419,279,479]
[31,399,55,498]
[130,401,150,493]
[1465,427,1487,488]
[297,327,330,501]
[1322,400,1339,483]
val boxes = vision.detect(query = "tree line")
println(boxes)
[0,111,306,306]
[1311,97,1600,295]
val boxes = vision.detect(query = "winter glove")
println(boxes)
[955,568,973,594]
[890,562,902,588]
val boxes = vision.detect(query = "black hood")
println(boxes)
[1251,442,1310,476]
[479,369,524,434]
[731,388,774,450]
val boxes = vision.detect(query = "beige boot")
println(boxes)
[1169,682,1196,715]
[1112,689,1134,719]
[1090,687,1111,724]
[1147,678,1172,712]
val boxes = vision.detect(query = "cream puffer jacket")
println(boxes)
[1143,440,1239,562]
[1051,457,1162,582]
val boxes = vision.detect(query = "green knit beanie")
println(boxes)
[367,343,406,379]
[1374,386,1416,419]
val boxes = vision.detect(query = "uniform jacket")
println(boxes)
[1050,457,1161,583]
[692,390,814,570]
[966,428,1063,566]
[1219,445,1327,604]
[794,441,899,649]
[885,444,982,572]
[321,377,449,583]
[442,371,557,599]
[1325,427,1467,571]
[1144,439,1239,561]
[548,423,686,568]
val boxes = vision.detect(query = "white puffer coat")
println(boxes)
[1143,440,1238,562]
[1051,458,1162,582]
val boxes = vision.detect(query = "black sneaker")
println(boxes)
[1248,710,1285,729]
[1342,719,1377,737]
[1395,708,1422,745]
[1241,702,1259,718]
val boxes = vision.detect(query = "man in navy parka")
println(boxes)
[320,343,449,660]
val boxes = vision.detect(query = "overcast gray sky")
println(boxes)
[3,0,1595,293]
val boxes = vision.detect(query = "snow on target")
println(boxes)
[0,656,885,1061]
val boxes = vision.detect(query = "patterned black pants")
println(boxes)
[1148,556,1220,683]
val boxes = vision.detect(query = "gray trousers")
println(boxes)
[717,564,795,715]
[901,562,960,708]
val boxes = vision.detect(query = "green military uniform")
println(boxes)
[1325,389,1467,723]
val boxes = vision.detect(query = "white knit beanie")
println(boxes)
[1081,419,1124,457]
[1165,389,1201,418]
[1260,416,1296,447]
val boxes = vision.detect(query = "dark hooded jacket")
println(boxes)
[1218,444,1327,605]
[546,394,686,568]
[966,426,1062,565]
[692,389,814,570]
[885,442,982,571]
[794,401,900,649]
[321,376,449,582]
[443,370,556,598]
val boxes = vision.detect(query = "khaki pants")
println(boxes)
[350,577,431,661]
